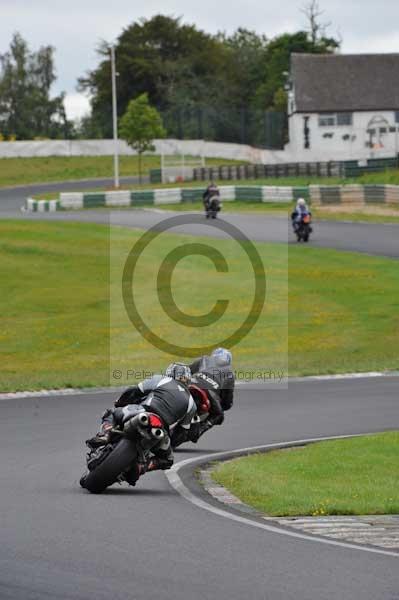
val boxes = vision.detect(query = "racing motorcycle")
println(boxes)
[170,383,211,449]
[80,406,167,494]
[205,194,221,219]
[295,213,313,242]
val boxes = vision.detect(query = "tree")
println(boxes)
[119,93,166,182]
[0,33,70,139]
[78,14,340,146]
[253,30,339,110]
[301,0,331,45]
[79,15,227,138]
[219,28,269,107]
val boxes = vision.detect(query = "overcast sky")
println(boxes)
[1,0,399,120]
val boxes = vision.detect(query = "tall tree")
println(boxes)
[301,0,332,46]
[78,15,228,138]
[219,28,269,107]
[253,30,339,110]
[0,33,70,139]
[78,14,340,146]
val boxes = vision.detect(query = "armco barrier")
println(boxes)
[25,184,399,211]
[26,198,60,212]
[309,184,399,205]
[25,185,297,211]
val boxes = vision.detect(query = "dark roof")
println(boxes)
[291,53,399,112]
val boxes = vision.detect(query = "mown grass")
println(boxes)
[146,201,399,223]
[1,220,399,391]
[32,184,399,224]
[31,200,399,224]
[0,155,245,188]
[211,432,399,516]
[3,154,399,189]
[314,209,399,224]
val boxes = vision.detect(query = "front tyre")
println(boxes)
[82,439,137,494]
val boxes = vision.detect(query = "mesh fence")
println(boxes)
[159,107,286,150]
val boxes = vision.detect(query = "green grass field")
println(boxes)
[3,154,399,190]
[138,201,399,223]
[0,155,244,188]
[1,220,399,391]
[211,432,399,516]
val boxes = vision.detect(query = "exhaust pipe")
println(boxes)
[138,413,149,426]
[124,411,149,434]
[151,428,164,439]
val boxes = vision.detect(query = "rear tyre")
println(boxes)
[83,439,137,494]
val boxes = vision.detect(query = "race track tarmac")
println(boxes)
[1,181,399,257]
[1,378,398,600]
[1,180,398,599]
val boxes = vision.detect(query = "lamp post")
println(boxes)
[110,45,119,188]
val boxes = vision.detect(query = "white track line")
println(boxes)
[1,371,398,400]
[166,434,399,559]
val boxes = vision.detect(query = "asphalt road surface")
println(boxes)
[1,180,399,599]
[1,378,398,600]
[1,181,399,257]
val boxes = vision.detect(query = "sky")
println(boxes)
[1,0,399,120]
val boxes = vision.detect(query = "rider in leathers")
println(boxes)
[87,364,197,475]
[291,198,312,232]
[202,181,220,211]
[171,348,234,447]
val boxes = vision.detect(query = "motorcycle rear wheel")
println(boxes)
[82,438,137,494]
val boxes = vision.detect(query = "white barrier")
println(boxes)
[105,191,131,206]
[154,189,182,205]
[0,138,288,164]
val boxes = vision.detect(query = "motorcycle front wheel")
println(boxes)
[82,438,137,494]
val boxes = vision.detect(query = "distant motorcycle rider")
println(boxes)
[86,363,197,475]
[171,347,235,447]
[291,198,312,232]
[203,181,220,210]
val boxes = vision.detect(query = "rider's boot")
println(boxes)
[85,421,114,450]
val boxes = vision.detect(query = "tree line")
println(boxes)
[0,33,73,140]
[0,8,339,143]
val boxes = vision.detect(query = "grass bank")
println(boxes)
[144,201,399,223]
[4,155,399,190]
[1,220,399,391]
[211,432,399,516]
[0,155,244,188]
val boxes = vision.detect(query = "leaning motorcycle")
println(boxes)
[295,213,312,242]
[170,383,211,449]
[205,194,221,219]
[80,406,167,493]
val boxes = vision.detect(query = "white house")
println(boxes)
[285,53,399,162]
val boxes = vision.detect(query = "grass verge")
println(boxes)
[1,220,399,391]
[149,202,399,223]
[31,192,399,224]
[211,432,399,516]
[4,155,399,191]
[0,155,245,188]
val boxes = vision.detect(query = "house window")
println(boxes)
[318,114,335,127]
[395,111,399,123]
[337,113,353,126]
[319,113,353,127]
